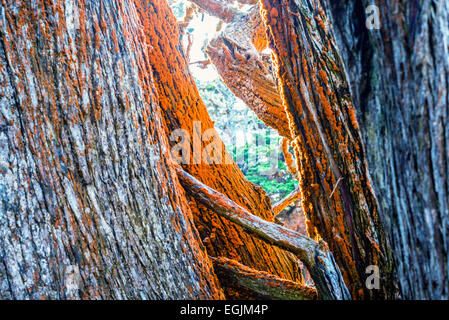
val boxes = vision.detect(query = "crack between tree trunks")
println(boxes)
[176,167,351,300]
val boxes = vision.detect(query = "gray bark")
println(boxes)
[0,0,223,299]
[327,0,449,299]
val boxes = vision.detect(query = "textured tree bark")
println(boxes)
[3,0,445,301]
[177,168,351,300]
[211,256,317,300]
[0,0,223,299]
[326,0,449,299]
[137,0,304,298]
[259,0,397,299]
[205,4,291,138]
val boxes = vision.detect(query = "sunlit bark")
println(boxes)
[128,0,304,298]
[259,0,397,299]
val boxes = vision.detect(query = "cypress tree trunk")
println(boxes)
[136,0,304,298]
[259,0,397,299]
[326,0,449,299]
[0,0,224,299]
[2,0,447,300]
[0,0,303,299]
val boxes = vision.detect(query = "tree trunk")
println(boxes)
[0,0,225,299]
[326,0,449,299]
[2,0,447,300]
[0,0,306,299]
[259,0,397,299]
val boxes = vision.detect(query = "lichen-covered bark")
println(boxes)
[177,168,350,300]
[0,0,224,299]
[133,0,303,296]
[260,0,397,299]
[212,257,317,300]
[326,0,449,299]
[206,5,291,138]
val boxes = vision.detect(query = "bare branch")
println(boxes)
[190,59,212,69]
[177,168,351,300]
[273,187,301,216]
[212,256,317,300]
[234,0,258,5]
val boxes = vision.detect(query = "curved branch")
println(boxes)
[177,168,351,300]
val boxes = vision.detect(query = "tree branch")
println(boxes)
[272,187,301,216]
[206,6,291,138]
[177,168,351,300]
[212,256,317,300]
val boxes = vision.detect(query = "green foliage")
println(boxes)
[195,65,297,201]
[228,134,297,199]
[245,167,297,198]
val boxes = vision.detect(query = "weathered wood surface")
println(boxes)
[206,4,291,138]
[326,0,449,299]
[0,0,224,299]
[212,256,318,300]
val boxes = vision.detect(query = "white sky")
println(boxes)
[184,12,221,82]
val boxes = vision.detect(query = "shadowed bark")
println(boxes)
[326,0,449,299]
[212,256,317,300]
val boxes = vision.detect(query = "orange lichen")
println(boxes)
[348,107,359,129]
[128,0,303,293]
[260,0,393,300]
